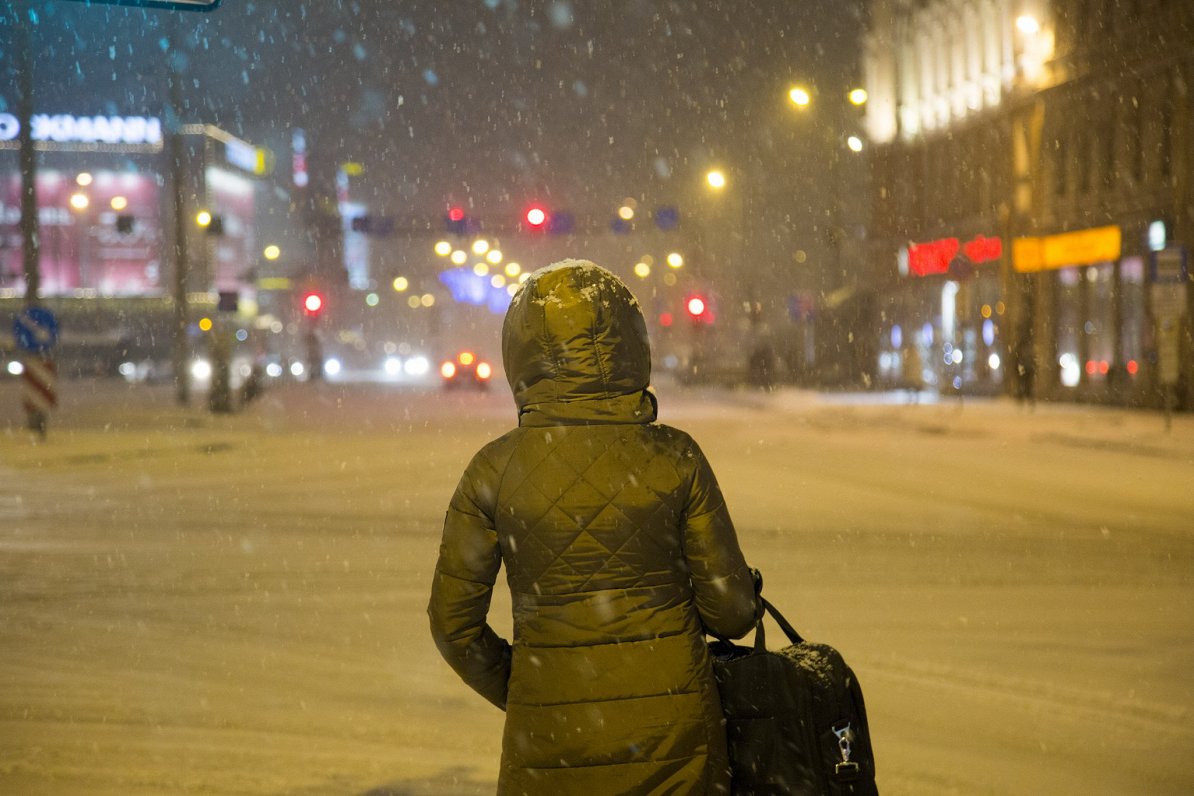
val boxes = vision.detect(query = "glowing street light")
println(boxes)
[195,210,213,227]
[263,244,281,260]
[1016,14,1040,34]
[706,170,727,190]
[110,196,128,211]
[848,88,868,106]
[69,192,90,211]
[847,135,864,152]
[788,86,811,107]
[434,240,452,256]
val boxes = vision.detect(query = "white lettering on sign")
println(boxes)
[0,112,162,146]
[0,204,73,226]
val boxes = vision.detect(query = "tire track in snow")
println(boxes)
[862,654,1191,736]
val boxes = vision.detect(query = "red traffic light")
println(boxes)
[525,205,548,228]
[302,292,325,316]
[685,295,707,317]
[448,206,465,222]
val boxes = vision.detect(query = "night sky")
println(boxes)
[3,0,863,228]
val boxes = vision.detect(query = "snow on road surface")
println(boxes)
[1,379,1192,795]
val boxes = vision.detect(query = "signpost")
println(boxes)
[1150,246,1189,430]
[13,306,59,439]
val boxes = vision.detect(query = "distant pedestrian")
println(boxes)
[1016,337,1036,409]
[902,342,925,403]
[428,259,760,794]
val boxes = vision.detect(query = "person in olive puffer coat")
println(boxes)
[428,259,760,795]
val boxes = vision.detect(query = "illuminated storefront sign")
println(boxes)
[905,234,1002,277]
[205,166,257,293]
[0,112,162,148]
[1,170,162,296]
[962,234,1002,263]
[1013,226,1121,272]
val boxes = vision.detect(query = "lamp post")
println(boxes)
[784,84,870,384]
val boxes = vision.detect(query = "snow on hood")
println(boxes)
[501,259,653,419]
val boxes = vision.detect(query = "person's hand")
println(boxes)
[749,568,765,621]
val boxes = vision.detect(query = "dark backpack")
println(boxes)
[709,598,879,795]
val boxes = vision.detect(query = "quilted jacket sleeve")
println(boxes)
[427,448,512,710]
[682,441,759,640]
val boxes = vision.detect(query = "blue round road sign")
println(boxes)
[13,306,59,353]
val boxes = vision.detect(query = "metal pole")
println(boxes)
[167,23,191,406]
[16,11,39,306]
[14,10,55,439]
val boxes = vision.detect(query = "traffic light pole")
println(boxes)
[168,22,192,406]
[16,15,39,306]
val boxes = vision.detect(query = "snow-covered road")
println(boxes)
[2,380,1192,795]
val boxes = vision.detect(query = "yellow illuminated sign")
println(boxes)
[1013,226,1121,272]
[1012,237,1045,272]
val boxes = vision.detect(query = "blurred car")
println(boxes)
[440,351,493,390]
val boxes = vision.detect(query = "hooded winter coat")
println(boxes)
[428,260,759,795]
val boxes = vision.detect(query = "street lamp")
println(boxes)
[788,86,811,108]
[706,169,727,190]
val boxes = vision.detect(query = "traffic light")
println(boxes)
[301,291,325,318]
[445,206,467,235]
[350,215,394,236]
[524,204,548,230]
[685,294,713,323]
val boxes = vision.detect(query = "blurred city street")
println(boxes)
[1,379,1192,795]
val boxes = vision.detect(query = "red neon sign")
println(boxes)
[908,234,1003,276]
[908,238,959,276]
[963,234,1003,263]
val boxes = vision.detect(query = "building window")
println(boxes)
[1085,263,1115,381]
[1120,256,1145,374]
[1057,267,1083,387]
